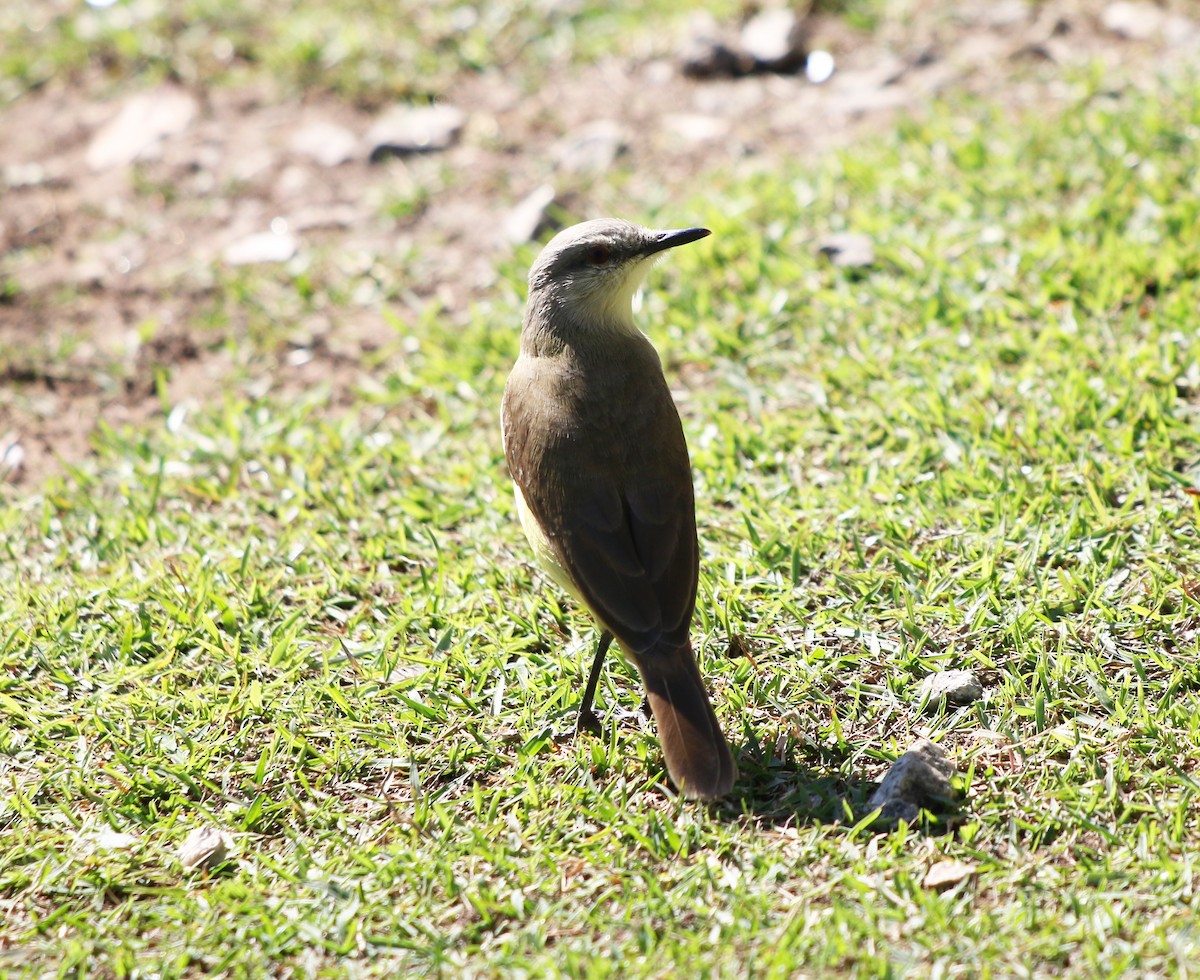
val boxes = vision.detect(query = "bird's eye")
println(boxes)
[586,244,610,265]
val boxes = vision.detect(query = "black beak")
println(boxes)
[644,227,712,256]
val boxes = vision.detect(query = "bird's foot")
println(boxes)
[575,707,603,737]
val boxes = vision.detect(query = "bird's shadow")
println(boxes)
[719,737,865,828]
[712,736,965,836]
[556,704,963,834]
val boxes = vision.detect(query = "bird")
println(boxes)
[501,217,737,800]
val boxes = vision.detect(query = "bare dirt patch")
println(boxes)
[1,0,1196,487]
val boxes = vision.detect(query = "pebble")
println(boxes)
[679,13,750,78]
[805,49,836,85]
[366,104,466,161]
[504,184,557,244]
[867,738,957,823]
[289,120,358,167]
[663,113,731,144]
[1101,0,1165,39]
[1,434,24,483]
[223,229,298,266]
[553,120,626,174]
[740,8,806,73]
[817,231,875,268]
[916,669,984,711]
[179,826,227,871]
[85,86,198,172]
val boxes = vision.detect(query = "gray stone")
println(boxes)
[679,13,750,78]
[86,86,198,171]
[1102,1,1165,39]
[289,120,358,167]
[916,669,983,711]
[740,8,806,73]
[504,184,557,244]
[553,120,626,175]
[0,433,24,484]
[223,230,298,266]
[805,49,836,84]
[366,104,466,161]
[663,113,730,144]
[179,826,227,870]
[867,738,956,823]
[817,231,875,268]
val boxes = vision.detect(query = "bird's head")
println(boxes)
[526,218,710,333]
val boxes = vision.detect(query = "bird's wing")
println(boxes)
[504,372,698,658]
[566,472,698,651]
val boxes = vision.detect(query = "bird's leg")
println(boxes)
[575,630,613,736]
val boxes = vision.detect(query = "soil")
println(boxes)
[1,0,1195,488]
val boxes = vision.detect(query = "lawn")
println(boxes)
[3,4,1200,977]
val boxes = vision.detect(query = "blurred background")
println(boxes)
[2,0,1196,486]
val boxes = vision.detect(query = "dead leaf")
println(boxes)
[923,859,976,890]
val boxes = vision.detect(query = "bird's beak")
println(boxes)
[644,227,712,256]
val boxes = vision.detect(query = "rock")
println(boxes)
[980,0,1031,28]
[740,8,806,73]
[366,104,466,161]
[289,120,358,167]
[1101,1,1165,39]
[923,859,976,890]
[504,184,557,244]
[916,669,983,712]
[1,433,24,483]
[867,738,956,823]
[805,49,836,85]
[553,120,626,175]
[663,113,731,144]
[223,229,298,266]
[679,13,750,78]
[817,231,875,268]
[179,826,227,870]
[86,86,198,172]
[87,827,138,850]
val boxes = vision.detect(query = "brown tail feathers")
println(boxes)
[638,642,737,800]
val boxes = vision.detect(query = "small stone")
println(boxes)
[817,231,875,268]
[86,86,198,172]
[366,104,466,161]
[553,120,626,175]
[3,162,48,188]
[916,669,983,711]
[1,434,24,483]
[923,859,976,890]
[663,113,730,144]
[1101,1,1165,39]
[179,826,227,870]
[867,738,956,823]
[86,827,138,850]
[981,0,1031,28]
[504,184,557,244]
[223,230,298,266]
[679,12,750,78]
[289,120,358,167]
[740,8,807,74]
[805,49,836,85]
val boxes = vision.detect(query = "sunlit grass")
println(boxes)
[3,57,1200,977]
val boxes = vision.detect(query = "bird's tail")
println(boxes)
[637,642,737,800]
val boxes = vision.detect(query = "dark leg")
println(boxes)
[575,630,613,736]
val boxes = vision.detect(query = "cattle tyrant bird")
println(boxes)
[501,217,737,800]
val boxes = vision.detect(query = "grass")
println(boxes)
[0,0,742,105]
[4,44,1200,980]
